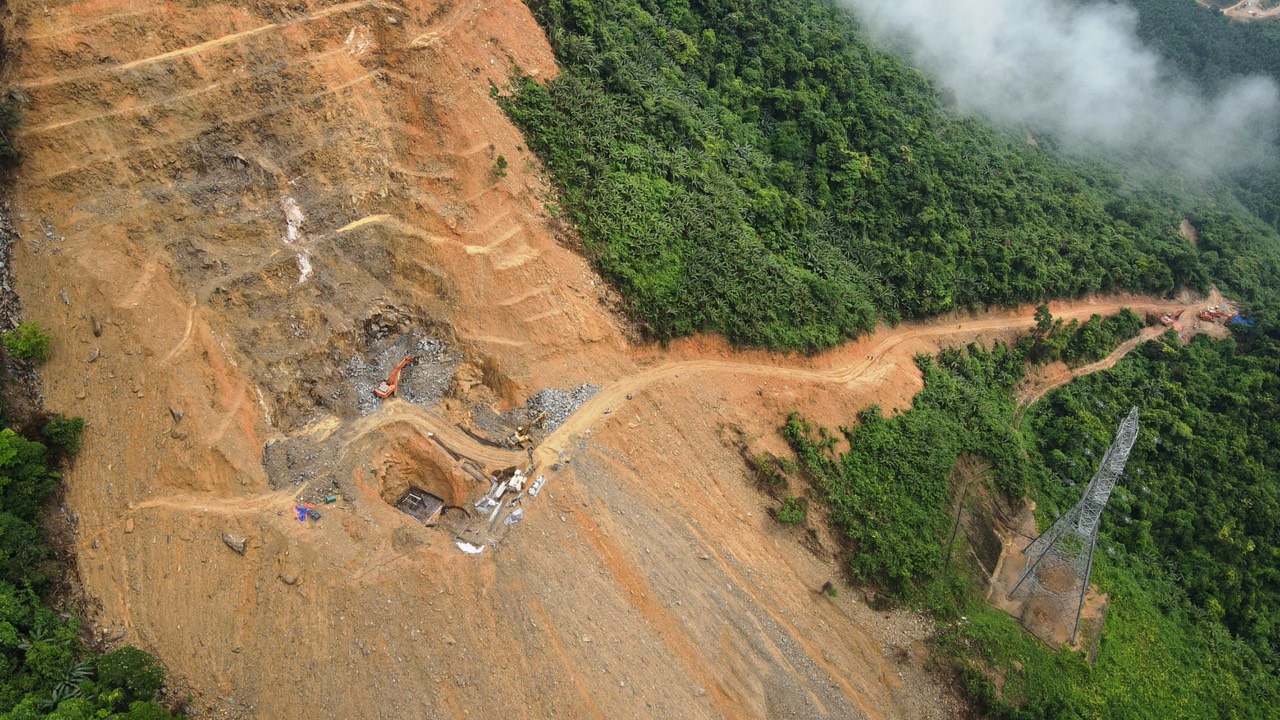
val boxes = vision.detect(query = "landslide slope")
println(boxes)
[0,0,1191,718]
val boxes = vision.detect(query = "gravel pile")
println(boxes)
[527,383,600,431]
[348,335,455,416]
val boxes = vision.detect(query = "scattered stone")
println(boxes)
[91,539,100,549]
[279,573,300,586]
[124,518,134,534]
[221,532,247,555]
[86,347,99,363]
[527,384,600,431]
[59,288,69,305]
[169,405,184,423]
[443,634,456,646]
[91,315,102,337]
[347,332,455,416]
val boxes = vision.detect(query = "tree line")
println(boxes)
[505,0,1214,349]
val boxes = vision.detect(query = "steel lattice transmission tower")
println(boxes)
[1009,406,1140,644]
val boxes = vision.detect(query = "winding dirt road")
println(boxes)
[533,297,1184,466]
[336,296,1192,474]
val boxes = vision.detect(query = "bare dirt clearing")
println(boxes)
[0,0,1203,717]
[1219,0,1280,22]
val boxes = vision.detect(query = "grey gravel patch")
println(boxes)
[527,384,600,431]
[462,384,601,450]
[263,433,329,491]
[469,405,515,440]
[347,334,456,416]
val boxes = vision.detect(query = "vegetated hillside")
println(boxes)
[505,0,1206,349]
[1110,0,1280,298]
[1029,333,1280,663]
[783,327,1280,718]
[0,362,178,718]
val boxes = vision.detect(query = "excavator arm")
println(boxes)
[375,355,416,399]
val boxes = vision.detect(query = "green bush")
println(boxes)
[42,416,84,458]
[776,495,807,525]
[95,648,165,704]
[0,428,59,586]
[3,323,51,365]
[117,701,177,720]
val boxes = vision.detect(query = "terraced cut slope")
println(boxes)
[0,1,1202,718]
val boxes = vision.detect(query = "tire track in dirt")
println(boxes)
[16,0,394,88]
[20,46,354,136]
[1015,325,1166,410]
[523,594,610,719]
[344,399,527,468]
[409,0,488,48]
[29,69,386,183]
[76,488,302,551]
[533,298,1183,467]
[567,503,740,718]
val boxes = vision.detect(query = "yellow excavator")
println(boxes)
[374,355,416,399]
[506,412,546,448]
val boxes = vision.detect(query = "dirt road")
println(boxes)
[1219,0,1280,21]
[0,0,1203,717]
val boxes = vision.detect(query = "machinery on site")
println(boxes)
[1199,306,1231,322]
[1159,309,1185,327]
[505,412,546,448]
[374,355,416,399]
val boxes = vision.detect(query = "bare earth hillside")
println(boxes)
[0,1,1197,717]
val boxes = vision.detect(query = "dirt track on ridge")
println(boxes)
[0,0,1207,717]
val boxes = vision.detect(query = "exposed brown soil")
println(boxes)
[983,498,1108,656]
[1219,0,1280,22]
[0,1,1201,718]
[1015,288,1233,410]
[1180,218,1200,247]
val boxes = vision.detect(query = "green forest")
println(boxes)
[783,329,1280,718]
[504,0,1214,348]
[1107,0,1280,325]
[504,0,1280,348]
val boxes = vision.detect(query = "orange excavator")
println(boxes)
[374,355,416,399]
[1198,306,1230,322]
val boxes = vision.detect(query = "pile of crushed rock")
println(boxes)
[526,384,600,431]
